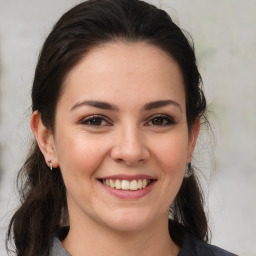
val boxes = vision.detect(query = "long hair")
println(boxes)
[7,0,208,255]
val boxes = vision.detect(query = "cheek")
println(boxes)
[152,132,189,173]
[55,133,108,180]
[148,132,188,212]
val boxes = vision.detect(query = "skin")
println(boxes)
[31,42,200,256]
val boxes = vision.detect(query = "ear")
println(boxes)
[187,117,200,163]
[30,110,59,168]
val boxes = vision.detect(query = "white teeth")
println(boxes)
[142,179,147,188]
[102,178,151,191]
[115,179,121,189]
[130,180,138,190]
[137,179,143,189]
[121,180,130,190]
[110,179,115,188]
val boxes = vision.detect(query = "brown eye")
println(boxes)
[80,115,111,127]
[152,117,165,125]
[146,115,175,126]
[88,117,103,126]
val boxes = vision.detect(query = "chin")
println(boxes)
[106,219,148,233]
[101,208,154,232]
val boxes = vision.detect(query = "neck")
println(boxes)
[62,215,179,256]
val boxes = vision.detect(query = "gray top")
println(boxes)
[49,232,237,256]
[49,238,71,256]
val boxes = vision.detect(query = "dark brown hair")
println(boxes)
[7,0,208,255]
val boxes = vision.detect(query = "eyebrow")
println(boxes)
[70,100,119,111]
[143,100,182,112]
[70,99,182,112]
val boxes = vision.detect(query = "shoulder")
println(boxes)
[49,227,71,256]
[49,237,71,256]
[179,231,238,256]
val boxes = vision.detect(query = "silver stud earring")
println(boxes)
[48,160,53,171]
[184,163,193,178]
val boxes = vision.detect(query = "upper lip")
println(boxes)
[97,174,156,181]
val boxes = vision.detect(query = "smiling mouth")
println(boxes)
[99,179,153,191]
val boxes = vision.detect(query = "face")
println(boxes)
[48,42,198,232]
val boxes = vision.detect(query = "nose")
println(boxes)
[110,125,150,166]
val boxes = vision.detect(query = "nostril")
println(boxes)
[114,158,127,165]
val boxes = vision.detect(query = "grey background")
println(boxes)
[0,0,255,255]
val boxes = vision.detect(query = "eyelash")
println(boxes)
[80,115,112,127]
[79,114,175,127]
[145,114,176,127]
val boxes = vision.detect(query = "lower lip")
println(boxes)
[100,180,156,199]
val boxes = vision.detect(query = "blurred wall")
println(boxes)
[0,1,255,255]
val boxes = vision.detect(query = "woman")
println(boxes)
[7,0,237,255]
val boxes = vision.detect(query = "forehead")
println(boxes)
[60,42,185,107]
